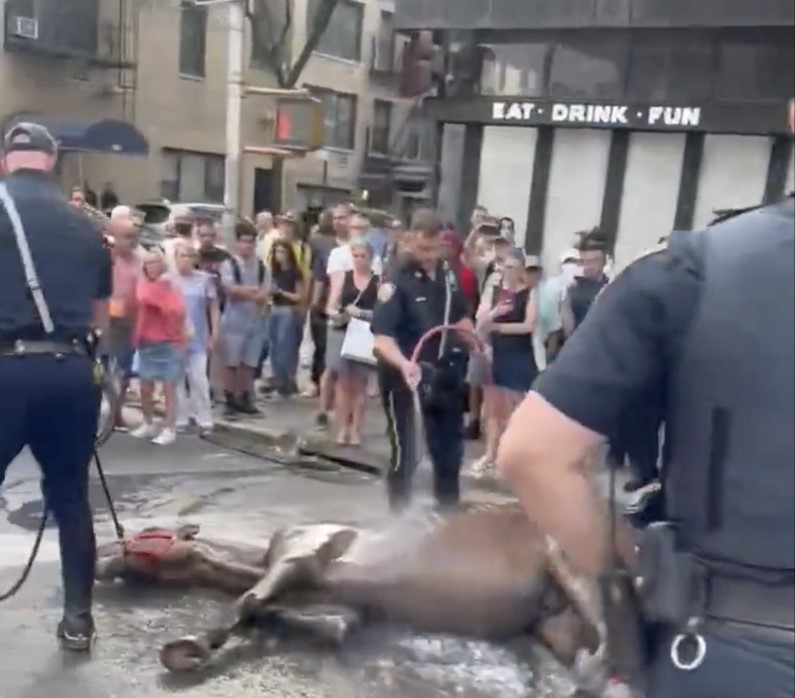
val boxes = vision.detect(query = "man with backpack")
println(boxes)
[219,220,269,416]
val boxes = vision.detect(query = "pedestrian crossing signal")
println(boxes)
[272,96,325,152]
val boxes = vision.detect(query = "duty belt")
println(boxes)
[0,339,86,357]
[704,573,795,630]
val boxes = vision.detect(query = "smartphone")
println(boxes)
[478,222,500,238]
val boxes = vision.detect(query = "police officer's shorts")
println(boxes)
[222,323,266,369]
[466,352,488,387]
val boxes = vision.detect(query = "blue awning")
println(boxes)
[9,116,149,156]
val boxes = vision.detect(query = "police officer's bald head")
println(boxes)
[1,122,58,175]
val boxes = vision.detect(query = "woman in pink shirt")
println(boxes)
[131,250,188,446]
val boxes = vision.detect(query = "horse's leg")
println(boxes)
[159,530,357,672]
[258,603,362,645]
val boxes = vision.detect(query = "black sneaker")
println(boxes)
[57,615,96,652]
[316,412,329,430]
[237,393,262,416]
[465,420,481,441]
[223,391,239,418]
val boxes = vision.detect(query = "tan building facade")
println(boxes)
[0,0,415,217]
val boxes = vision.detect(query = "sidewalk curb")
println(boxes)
[121,403,510,493]
[209,418,510,493]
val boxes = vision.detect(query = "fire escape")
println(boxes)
[358,28,436,211]
[2,0,139,124]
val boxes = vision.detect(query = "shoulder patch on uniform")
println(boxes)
[378,282,395,302]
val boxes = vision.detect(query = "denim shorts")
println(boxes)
[492,351,537,393]
[137,342,185,384]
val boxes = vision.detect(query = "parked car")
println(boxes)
[134,201,228,233]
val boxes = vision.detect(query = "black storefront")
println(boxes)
[395,1,794,257]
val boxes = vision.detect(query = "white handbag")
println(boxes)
[340,316,376,366]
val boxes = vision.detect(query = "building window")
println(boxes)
[715,31,794,103]
[307,87,357,150]
[308,0,363,62]
[179,0,207,77]
[249,0,289,70]
[161,150,225,202]
[404,131,421,161]
[372,10,396,71]
[549,37,628,100]
[370,100,392,154]
[626,33,714,103]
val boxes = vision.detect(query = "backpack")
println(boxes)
[230,257,266,286]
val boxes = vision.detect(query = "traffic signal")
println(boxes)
[399,30,444,98]
[272,95,325,151]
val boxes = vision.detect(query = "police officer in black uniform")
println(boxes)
[0,123,112,651]
[497,182,795,696]
[372,209,473,513]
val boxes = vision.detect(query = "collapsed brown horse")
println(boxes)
[95,503,645,697]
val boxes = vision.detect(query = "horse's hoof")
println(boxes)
[160,636,212,672]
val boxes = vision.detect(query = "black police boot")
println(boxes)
[57,611,96,652]
[223,391,239,418]
[237,392,262,416]
[50,490,97,653]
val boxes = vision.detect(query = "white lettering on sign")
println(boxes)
[493,101,702,129]
[648,106,701,127]
[493,101,537,120]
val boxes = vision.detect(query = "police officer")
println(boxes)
[0,123,112,651]
[496,182,794,696]
[372,209,473,513]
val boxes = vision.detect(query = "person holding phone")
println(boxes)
[267,240,305,398]
[462,218,512,440]
[471,248,538,476]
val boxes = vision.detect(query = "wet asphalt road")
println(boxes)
[0,435,575,698]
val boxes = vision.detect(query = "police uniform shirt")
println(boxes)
[533,236,703,438]
[371,259,469,364]
[0,170,112,341]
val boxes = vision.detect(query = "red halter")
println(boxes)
[122,529,177,564]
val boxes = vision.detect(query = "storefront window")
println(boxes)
[626,32,714,103]
[548,36,628,100]
[479,43,549,97]
[715,30,794,102]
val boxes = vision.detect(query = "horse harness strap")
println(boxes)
[123,530,178,564]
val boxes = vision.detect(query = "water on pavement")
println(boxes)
[0,435,579,698]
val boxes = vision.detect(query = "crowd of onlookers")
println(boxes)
[77,187,611,470]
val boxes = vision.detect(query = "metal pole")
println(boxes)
[222,0,245,240]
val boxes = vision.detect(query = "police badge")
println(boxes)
[378,283,395,302]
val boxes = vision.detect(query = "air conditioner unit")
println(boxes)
[11,16,39,41]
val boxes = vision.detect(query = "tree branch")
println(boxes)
[247,0,339,89]
[283,0,338,87]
